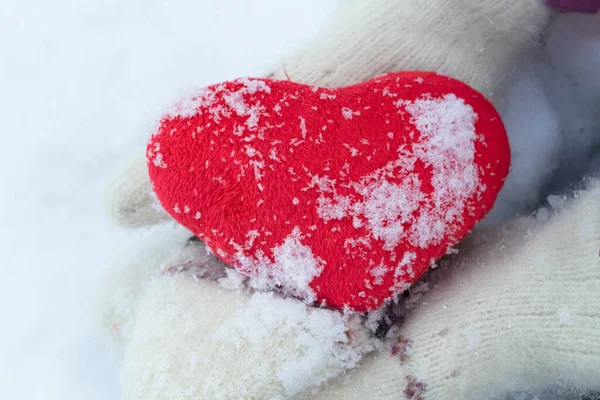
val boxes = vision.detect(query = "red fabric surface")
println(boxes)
[148,72,509,311]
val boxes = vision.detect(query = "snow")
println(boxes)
[2,1,600,399]
[299,116,308,139]
[0,0,338,399]
[237,227,326,304]
[320,92,337,100]
[162,78,272,132]
[559,306,571,324]
[269,227,325,303]
[222,79,271,129]
[213,291,366,397]
[404,94,481,245]
[484,12,600,224]
[341,107,361,120]
[217,268,246,290]
[316,94,481,253]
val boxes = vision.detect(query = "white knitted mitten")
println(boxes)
[306,181,600,399]
[105,185,600,400]
[97,1,571,399]
[118,240,376,399]
[103,149,168,227]
[102,0,551,228]
[268,0,549,99]
[99,225,378,398]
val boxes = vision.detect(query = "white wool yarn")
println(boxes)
[306,181,600,399]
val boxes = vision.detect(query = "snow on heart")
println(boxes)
[228,227,325,304]
[147,72,509,311]
[316,94,480,251]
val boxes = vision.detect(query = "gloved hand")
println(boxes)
[305,180,600,399]
[96,1,600,399]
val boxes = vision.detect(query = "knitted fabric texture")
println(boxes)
[268,0,551,103]
[111,181,600,400]
[119,261,375,399]
[147,72,510,311]
[307,181,600,400]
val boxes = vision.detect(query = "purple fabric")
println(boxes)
[545,0,600,13]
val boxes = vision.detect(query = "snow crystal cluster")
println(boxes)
[230,227,326,304]
[213,292,368,397]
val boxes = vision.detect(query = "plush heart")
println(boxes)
[147,72,509,312]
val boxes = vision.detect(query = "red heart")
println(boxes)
[147,72,509,312]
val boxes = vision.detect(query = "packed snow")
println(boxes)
[1,1,599,399]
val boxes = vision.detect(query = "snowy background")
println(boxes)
[1,0,599,399]
[0,0,338,398]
